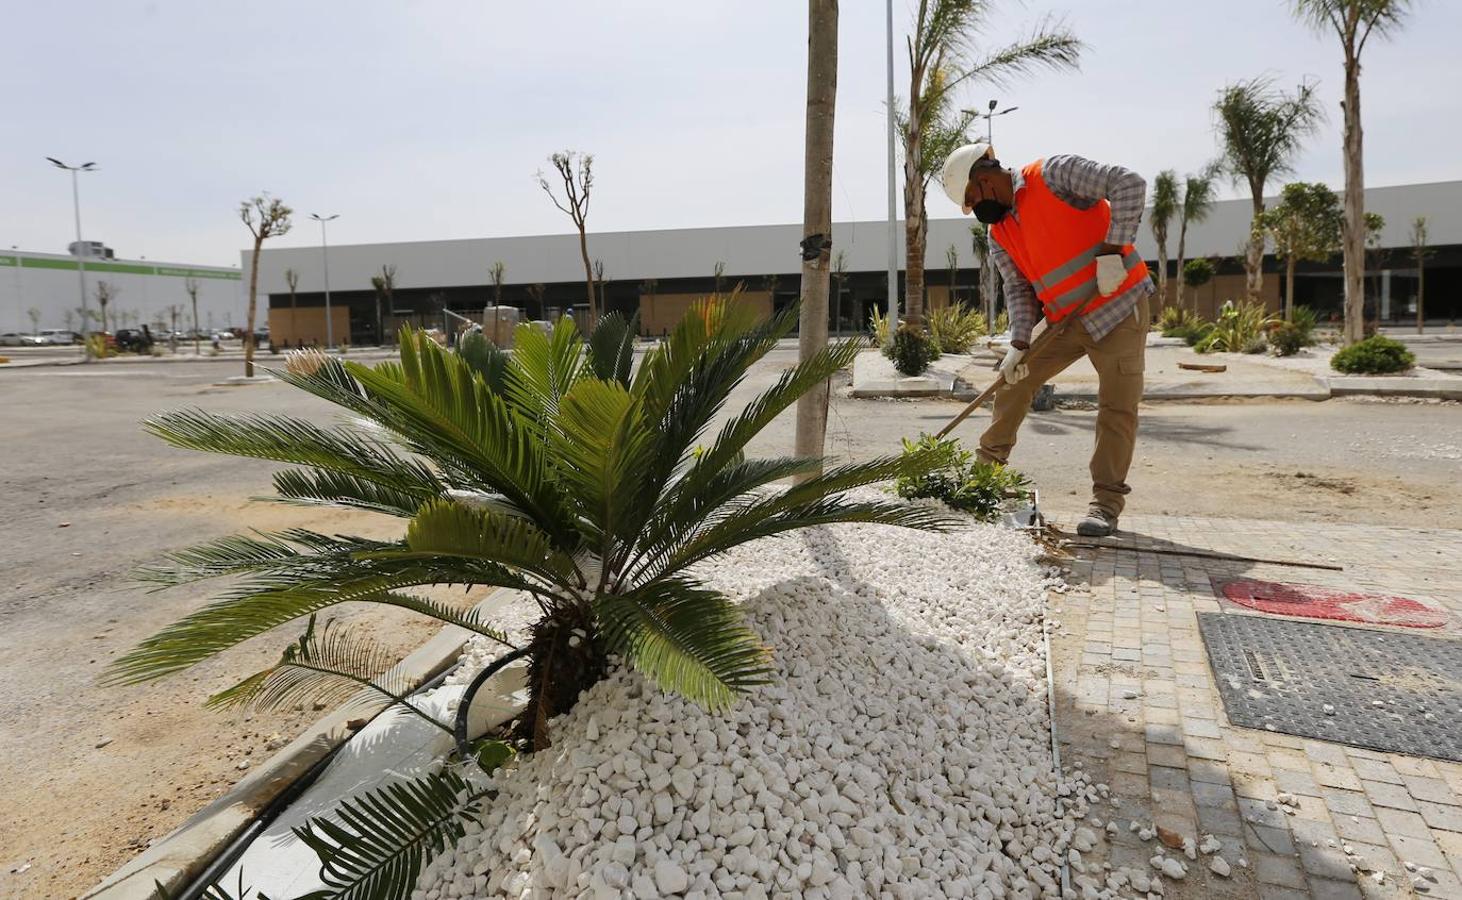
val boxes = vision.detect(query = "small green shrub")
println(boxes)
[1269,323,1307,356]
[1331,335,1415,374]
[927,304,987,354]
[994,310,1009,336]
[890,325,935,376]
[895,434,1032,520]
[1158,306,1195,335]
[1196,300,1279,354]
[869,307,891,349]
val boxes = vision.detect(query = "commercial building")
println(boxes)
[1,249,243,335]
[247,179,1462,346]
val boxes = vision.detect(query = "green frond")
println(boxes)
[400,498,579,588]
[209,619,449,732]
[596,577,772,711]
[144,410,444,499]
[106,562,519,686]
[270,469,434,517]
[548,378,657,552]
[587,311,639,386]
[454,330,510,393]
[293,770,487,900]
[134,531,304,586]
[504,316,587,426]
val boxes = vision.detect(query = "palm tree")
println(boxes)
[1411,216,1431,334]
[795,0,838,480]
[1149,171,1179,308]
[110,300,946,741]
[970,222,1000,326]
[1292,0,1412,343]
[898,0,1081,329]
[1213,78,1321,301]
[284,268,300,348]
[1174,164,1220,314]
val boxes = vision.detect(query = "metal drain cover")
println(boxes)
[1198,612,1462,761]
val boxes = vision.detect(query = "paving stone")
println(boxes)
[1391,756,1442,779]
[1190,759,1233,785]
[1332,814,1387,845]
[1307,879,1364,900]
[1245,823,1297,856]
[1252,853,1307,889]
[1147,743,1186,768]
[1387,831,1449,870]
[1363,779,1420,812]
[1299,841,1355,881]
[1375,806,1432,840]
[1402,775,1459,806]
[1256,887,1310,900]
[1349,758,1404,785]
[1315,763,1365,791]
[1322,788,1375,819]
[1274,768,1322,798]
[1417,799,1462,833]
[1197,804,1243,837]
[1239,796,1290,830]
[1192,779,1238,810]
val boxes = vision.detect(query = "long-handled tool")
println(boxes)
[935,287,1108,439]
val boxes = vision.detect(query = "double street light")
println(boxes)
[46,157,97,360]
[964,100,1019,147]
[309,213,339,349]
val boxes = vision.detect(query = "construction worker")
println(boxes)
[940,143,1151,537]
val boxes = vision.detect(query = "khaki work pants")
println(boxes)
[978,296,1149,518]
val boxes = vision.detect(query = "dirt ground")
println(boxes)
[1,355,1460,897]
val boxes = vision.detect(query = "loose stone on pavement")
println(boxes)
[1048,513,1462,899]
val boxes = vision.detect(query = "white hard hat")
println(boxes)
[940,142,994,207]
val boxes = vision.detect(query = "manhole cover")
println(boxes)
[1219,579,1445,629]
[1198,612,1462,761]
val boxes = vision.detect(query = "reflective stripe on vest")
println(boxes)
[1041,249,1145,314]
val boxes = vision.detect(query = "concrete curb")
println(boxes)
[82,589,511,900]
[1324,376,1462,401]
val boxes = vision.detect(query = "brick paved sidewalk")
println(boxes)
[1047,514,1462,899]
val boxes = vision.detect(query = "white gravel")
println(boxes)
[414,500,1121,899]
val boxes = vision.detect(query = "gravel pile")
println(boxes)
[415,505,1114,899]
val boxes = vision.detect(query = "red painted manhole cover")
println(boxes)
[1219,579,1446,629]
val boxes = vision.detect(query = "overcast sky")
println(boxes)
[7,1,1458,267]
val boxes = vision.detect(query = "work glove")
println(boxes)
[1095,253,1126,296]
[997,345,1028,384]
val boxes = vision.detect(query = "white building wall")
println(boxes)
[0,252,244,333]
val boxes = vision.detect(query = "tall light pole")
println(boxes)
[46,157,96,360]
[884,0,899,343]
[310,213,339,349]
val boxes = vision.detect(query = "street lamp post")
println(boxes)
[46,157,96,360]
[964,99,1019,147]
[884,0,899,343]
[310,213,339,349]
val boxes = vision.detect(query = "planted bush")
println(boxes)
[895,434,1032,520]
[114,302,952,898]
[890,324,936,376]
[1195,300,1278,354]
[1331,335,1415,374]
[927,303,987,354]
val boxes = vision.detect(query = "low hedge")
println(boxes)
[1331,335,1415,375]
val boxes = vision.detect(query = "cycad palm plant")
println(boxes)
[109,301,947,753]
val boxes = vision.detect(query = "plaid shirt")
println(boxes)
[992,154,1152,345]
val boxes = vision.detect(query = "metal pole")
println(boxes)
[884,0,899,344]
[319,219,334,349]
[70,169,92,361]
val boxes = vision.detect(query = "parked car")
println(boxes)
[114,326,155,353]
[0,332,46,346]
[38,329,81,345]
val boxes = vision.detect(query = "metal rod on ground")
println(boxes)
[1059,539,1344,572]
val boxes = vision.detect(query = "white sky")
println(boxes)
[6,1,1458,268]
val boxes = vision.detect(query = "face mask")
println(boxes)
[972,199,1010,224]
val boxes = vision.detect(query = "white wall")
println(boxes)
[0,253,244,333]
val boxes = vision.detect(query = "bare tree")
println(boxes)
[1411,216,1431,334]
[713,261,727,295]
[1150,170,1179,307]
[1214,78,1321,301]
[167,304,183,350]
[490,261,506,308]
[284,268,300,348]
[240,194,293,376]
[369,264,396,345]
[1174,163,1221,313]
[794,0,838,481]
[94,281,117,333]
[1293,0,1411,342]
[64,309,76,332]
[185,277,201,355]
[26,306,40,334]
[594,260,608,322]
[538,152,597,326]
[899,0,1081,328]
[943,243,958,309]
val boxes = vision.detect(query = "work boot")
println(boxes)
[1076,507,1118,537]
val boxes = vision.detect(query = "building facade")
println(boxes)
[247,179,1462,346]
[1,250,243,335]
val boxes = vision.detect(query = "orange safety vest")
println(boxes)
[991,159,1149,324]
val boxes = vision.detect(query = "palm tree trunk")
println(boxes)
[1155,238,1169,310]
[902,166,926,329]
[245,237,262,378]
[1285,255,1296,322]
[1340,53,1366,344]
[1175,222,1188,314]
[1416,252,1425,335]
[1246,194,1265,302]
[794,0,837,481]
